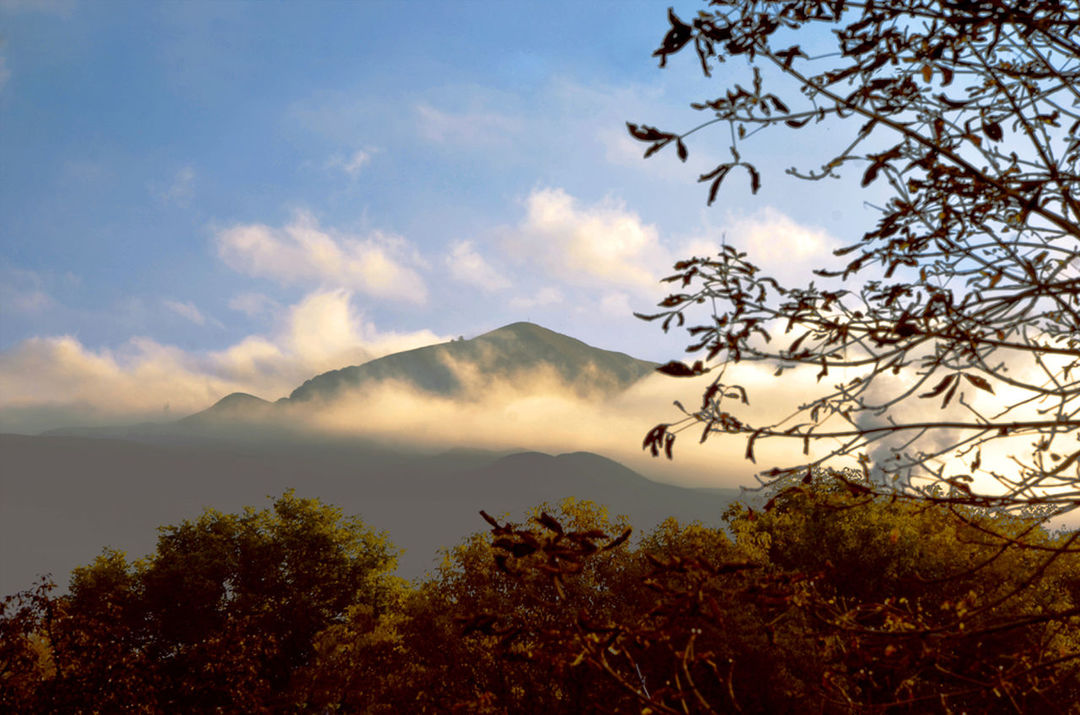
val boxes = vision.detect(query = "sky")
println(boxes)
[0,0,881,443]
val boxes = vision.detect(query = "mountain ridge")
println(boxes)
[283,321,658,405]
[1,432,740,595]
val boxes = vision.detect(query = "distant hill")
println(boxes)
[285,321,658,404]
[0,433,739,597]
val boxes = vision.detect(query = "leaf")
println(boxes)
[603,527,632,551]
[921,64,933,83]
[964,374,995,394]
[861,162,880,187]
[776,44,807,70]
[656,360,701,377]
[942,377,959,409]
[919,373,955,398]
[643,424,669,457]
[746,164,761,194]
[626,122,667,141]
[652,8,693,67]
[745,430,762,463]
[676,138,688,162]
[702,164,733,204]
[644,139,672,158]
[816,358,829,381]
[536,512,564,535]
[509,543,536,558]
[982,119,1003,142]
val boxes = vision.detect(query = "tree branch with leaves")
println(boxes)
[634,0,1080,515]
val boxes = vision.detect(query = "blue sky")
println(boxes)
[0,0,872,434]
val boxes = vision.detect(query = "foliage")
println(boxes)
[632,0,1080,515]
[4,488,1079,712]
[1,491,399,712]
[293,499,641,713]
[477,474,1080,713]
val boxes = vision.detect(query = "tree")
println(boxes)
[3,491,399,712]
[632,0,1080,517]
[477,473,1080,712]
[297,499,641,713]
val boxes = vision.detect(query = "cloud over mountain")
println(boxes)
[503,188,670,294]
[216,211,428,303]
[0,290,443,433]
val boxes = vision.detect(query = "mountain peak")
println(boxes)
[481,321,551,336]
[179,392,274,425]
[286,322,657,404]
[213,392,269,408]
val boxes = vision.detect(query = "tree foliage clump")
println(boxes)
[633,0,1080,514]
[473,475,1080,713]
[1,491,399,713]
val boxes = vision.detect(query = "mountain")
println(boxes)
[0,433,739,597]
[178,392,274,425]
[46,322,658,436]
[4,323,739,597]
[285,321,658,404]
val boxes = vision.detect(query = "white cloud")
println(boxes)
[504,188,671,293]
[0,267,52,313]
[325,149,373,177]
[275,290,443,373]
[415,103,521,147]
[0,336,236,423]
[676,207,841,285]
[156,166,195,206]
[446,239,510,291]
[293,358,815,487]
[216,211,428,304]
[163,299,207,326]
[729,208,838,275]
[509,286,563,310]
[228,291,279,317]
[599,291,632,317]
[0,289,445,431]
[213,289,443,390]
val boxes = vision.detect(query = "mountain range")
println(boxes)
[3,322,739,597]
